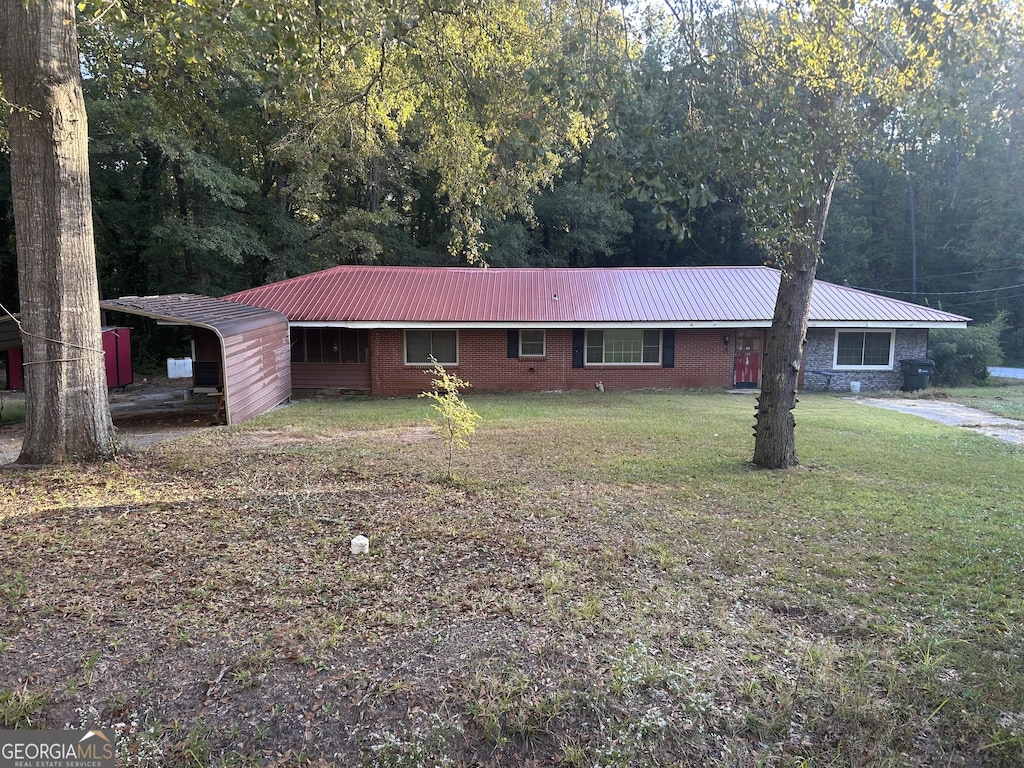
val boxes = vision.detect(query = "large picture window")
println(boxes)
[291,328,368,363]
[586,329,661,365]
[405,330,458,365]
[519,329,546,357]
[834,330,894,369]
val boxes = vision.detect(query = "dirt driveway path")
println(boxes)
[855,397,1024,446]
[0,381,218,464]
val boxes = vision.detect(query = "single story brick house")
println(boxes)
[225,265,969,397]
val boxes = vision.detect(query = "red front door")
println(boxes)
[734,331,761,388]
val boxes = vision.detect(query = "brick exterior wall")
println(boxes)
[369,328,738,397]
[802,328,929,392]
[294,325,931,396]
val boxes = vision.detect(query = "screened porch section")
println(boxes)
[290,327,371,390]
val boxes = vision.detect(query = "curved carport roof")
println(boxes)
[101,294,291,425]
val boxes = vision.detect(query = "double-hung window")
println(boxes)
[586,329,661,365]
[834,330,894,369]
[405,330,458,365]
[519,329,546,357]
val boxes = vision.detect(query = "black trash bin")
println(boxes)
[900,358,935,391]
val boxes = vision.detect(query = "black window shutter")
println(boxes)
[572,329,585,368]
[507,329,519,358]
[662,329,675,368]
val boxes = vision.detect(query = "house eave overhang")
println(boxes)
[806,320,968,329]
[289,320,776,329]
[288,319,967,330]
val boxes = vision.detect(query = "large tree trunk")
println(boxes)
[1,0,114,464]
[751,237,817,469]
[752,173,838,469]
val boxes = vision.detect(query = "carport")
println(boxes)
[101,294,291,426]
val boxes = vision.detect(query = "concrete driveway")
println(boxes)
[856,397,1024,446]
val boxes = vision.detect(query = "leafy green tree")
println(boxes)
[818,159,910,290]
[419,360,481,481]
[529,183,633,266]
[819,25,1024,361]
[79,33,330,297]
[611,0,1012,468]
[5,0,599,461]
[71,0,609,279]
[929,315,1006,387]
[736,1,1009,468]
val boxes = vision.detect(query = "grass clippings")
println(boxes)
[1,390,1022,766]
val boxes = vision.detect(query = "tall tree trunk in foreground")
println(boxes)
[1,0,114,464]
[752,171,838,469]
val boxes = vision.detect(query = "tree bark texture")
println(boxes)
[752,173,838,469]
[751,240,816,469]
[1,0,114,463]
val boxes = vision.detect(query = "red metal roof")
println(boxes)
[225,266,969,328]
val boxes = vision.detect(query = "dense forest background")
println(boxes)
[1,0,1022,360]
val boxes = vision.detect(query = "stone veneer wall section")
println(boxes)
[802,328,929,392]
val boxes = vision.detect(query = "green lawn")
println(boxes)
[1,390,1022,766]
[941,378,1024,420]
[0,397,24,426]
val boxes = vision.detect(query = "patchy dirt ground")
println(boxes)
[1,391,1022,766]
[0,379,219,464]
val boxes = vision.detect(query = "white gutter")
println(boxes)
[288,319,967,330]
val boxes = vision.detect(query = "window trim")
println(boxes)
[832,329,895,370]
[404,329,459,366]
[585,329,662,366]
[519,329,546,358]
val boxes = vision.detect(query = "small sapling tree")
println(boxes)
[419,359,482,481]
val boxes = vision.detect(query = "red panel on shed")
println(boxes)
[102,327,133,388]
[6,347,23,390]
